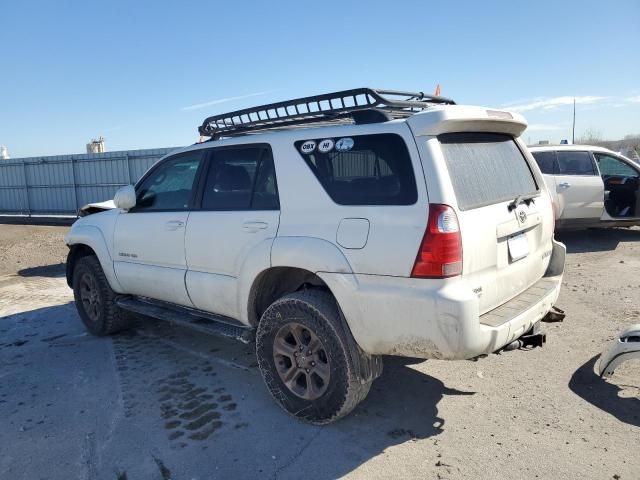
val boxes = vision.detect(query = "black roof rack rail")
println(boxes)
[198,88,455,139]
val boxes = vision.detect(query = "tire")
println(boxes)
[72,255,131,336]
[256,289,374,424]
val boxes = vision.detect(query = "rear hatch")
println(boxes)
[438,132,552,314]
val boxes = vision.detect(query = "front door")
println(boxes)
[185,145,280,320]
[553,150,604,220]
[114,150,204,306]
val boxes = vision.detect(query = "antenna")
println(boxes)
[572,97,576,144]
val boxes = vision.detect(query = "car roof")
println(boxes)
[528,144,615,154]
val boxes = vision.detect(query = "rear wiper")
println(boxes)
[508,193,537,211]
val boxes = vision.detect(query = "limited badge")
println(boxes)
[318,139,335,153]
[335,137,354,152]
[300,140,316,154]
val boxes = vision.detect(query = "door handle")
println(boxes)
[242,221,268,232]
[165,220,185,231]
[558,182,571,188]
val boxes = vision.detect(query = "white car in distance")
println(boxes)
[529,145,640,229]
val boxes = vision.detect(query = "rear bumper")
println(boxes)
[320,239,566,360]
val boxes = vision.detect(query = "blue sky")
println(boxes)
[1,0,639,158]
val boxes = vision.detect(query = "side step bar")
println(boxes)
[116,296,255,344]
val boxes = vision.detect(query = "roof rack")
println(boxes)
[198,88,455,139]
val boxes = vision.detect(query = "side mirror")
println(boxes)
[114,185,136,211]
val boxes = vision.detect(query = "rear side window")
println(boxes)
[556,151,597,175]
[295,134,417,205]
[201,146,279,210]
[439,133,538,211]
[531,151,556,174]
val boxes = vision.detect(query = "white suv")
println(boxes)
[65,88,565,424]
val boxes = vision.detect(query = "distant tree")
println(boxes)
[576,128,603,144]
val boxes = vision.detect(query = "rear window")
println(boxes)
[295,133,417,205]
[439,133,538,211]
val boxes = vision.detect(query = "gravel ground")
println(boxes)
[0,223,638,480]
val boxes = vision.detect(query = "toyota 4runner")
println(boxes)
[65,88,566,424]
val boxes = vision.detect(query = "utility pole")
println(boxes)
[572,97,576,144]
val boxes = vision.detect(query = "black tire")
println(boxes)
[72,255,131,336]
[256,289,374,424]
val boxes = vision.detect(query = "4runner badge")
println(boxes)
[300,140,316,154]
[318,139,335,153]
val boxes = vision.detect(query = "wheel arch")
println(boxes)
[66,225,124,293]
[247,266,330,327]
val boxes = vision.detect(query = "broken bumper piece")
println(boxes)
[597,324,640,377]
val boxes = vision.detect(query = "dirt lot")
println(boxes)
[0,224,638,480]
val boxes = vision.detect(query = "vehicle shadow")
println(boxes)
[16,263,66,278]
[1,302,475,480]
[556,227,640,253]
[310,356,475,479]
[568,355,640,428]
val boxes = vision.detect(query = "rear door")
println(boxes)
[438,133,553,314]
[184,144,280,320]
[553,150,604,220]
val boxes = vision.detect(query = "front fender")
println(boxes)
[66,225,124,293]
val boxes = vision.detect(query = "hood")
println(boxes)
[79,199,116,217]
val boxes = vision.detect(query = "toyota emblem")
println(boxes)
[518,210,527,223]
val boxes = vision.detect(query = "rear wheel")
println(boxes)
[72,256,131,336]
[256,289,375,424]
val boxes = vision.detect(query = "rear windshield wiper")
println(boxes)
[508,193,537,211]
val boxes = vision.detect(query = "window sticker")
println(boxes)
[300,140,316,154]
[318,139,335,153]
[335,137,354,152]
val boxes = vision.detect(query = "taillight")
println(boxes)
[411,204,462,278]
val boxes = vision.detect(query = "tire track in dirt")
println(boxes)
[112,330,240,446]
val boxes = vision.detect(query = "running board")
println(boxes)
[115,296,255,344]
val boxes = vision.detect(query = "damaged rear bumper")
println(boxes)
[320,239,567,360]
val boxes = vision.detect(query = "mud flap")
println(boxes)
[542,305,565,323]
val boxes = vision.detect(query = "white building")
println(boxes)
[86,137,106,154]
[0,146,9,159]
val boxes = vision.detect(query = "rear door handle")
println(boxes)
[165,220,185,230]
[242,221,268,232]
[558,182,571,188]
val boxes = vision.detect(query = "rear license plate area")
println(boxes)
[508,232,529,262]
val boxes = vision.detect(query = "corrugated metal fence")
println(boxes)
[0,147,179,216]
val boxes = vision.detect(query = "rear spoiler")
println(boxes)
[407,105,528,138]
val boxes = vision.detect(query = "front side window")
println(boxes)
[134,151,203,211]
[439,133,538,211]
[201,146,279,210]
[556,151,597,175]
[295,133,417,205]
[595,154,639,177]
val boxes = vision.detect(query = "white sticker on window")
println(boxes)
[318,139,335,153]
[300,140,316,154]
[335,137,354,152]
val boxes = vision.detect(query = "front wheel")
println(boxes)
[72,256,131,336]
[256,289,375,424]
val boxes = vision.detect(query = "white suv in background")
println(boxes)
[530,145,640,229]
[65,88,565,424]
